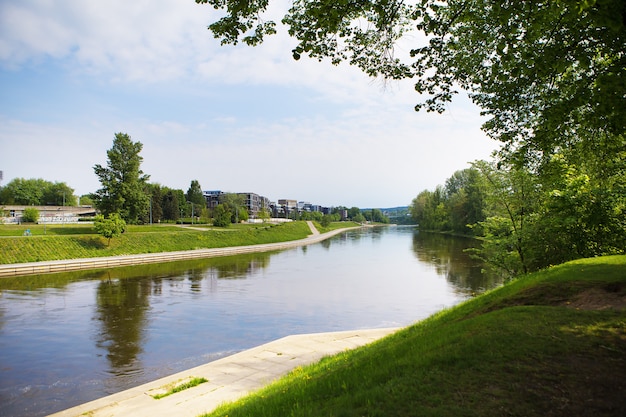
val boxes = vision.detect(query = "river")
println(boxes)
[0,226,503,416]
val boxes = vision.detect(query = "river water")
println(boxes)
[0,226,503,416]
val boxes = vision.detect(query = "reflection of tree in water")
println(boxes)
[412,231,504,294]
[0,304,5,333]
[370,227,386,241]
[95,276,151,375]
[210,253,272,279]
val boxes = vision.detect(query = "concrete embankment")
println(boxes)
[49,327,399,417]
[0,223,358,278]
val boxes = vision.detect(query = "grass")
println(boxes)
[314,221,361,234]
[151,377,208,399]
[0,221,362,264]
[203,255,626,417]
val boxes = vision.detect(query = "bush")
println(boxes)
[22,207,39,223]
[94,213,126,246]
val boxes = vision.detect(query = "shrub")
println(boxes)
[22,207,39,223]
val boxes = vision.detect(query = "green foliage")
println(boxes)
[79,194,94,207]
[257,207,271,222]
[236,206,249,222]
[22,207,39,223]
[217,193,247,224]
[410,186,450,231]
[151,377,208,400]
[362,208,389,223]
[0,178,76,206]
[320,214,332,228]
[93,132,150,224]
[352,212,365,223]
[197,1,625,155]
[199,0,624,276]
[416,155,626,276]
[186,180,205,206]
[0,221,316,264]
[93,213,127,246]
[212,204,231,227]
[161,188,182,222]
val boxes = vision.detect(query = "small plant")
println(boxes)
[93,213,126,246]
[151,377,208,399]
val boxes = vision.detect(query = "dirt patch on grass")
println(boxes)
[563,284,626,311]
[483,282,626,314]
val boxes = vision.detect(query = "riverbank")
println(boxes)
[203,254,626,416]
[49,254,626,416]
[49,328,399,417]
[0,221,360,277]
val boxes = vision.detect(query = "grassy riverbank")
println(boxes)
[205,255,626,417]
[0,221,359,264]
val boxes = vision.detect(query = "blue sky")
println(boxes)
[0,0,498,208]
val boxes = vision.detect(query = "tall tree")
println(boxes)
[93,133,150,224]
[471,160,542,275]
[161,188,180,222]
[444,168,487,234]
[186,180,205,206]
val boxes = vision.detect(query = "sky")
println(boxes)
[0,0,499,209]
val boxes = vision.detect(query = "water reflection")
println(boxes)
[95,277,150,378]
[411,231,501,294]
[0,227,503,417]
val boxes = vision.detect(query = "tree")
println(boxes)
[470,160,542,275]
[409,186,448,231]
[93,133,150,224]
[186,180,205,206]
[94,213,126,246]
[161,189,181,222]
[444,168,487,235]
[0,178,45,205]
[212,204,232,227]
[258,207,271,222]
[200,0,625,273]
[219,193,246,224]
[79,194,94,207]
[42,182,77,206]
[320,214,332,228]
[0,178,76,206]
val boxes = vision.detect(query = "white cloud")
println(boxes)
[0,0,499,208]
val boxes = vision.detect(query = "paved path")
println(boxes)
[49,327,399,417]
[306,221,320,235]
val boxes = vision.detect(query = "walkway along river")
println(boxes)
[0,226,503,417]
[0,221,346,278]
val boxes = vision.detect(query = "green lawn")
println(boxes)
[0,221,347,264]
[203,255,626,417]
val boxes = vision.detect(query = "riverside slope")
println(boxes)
[0,222,358,278]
